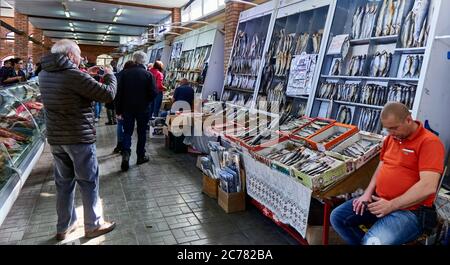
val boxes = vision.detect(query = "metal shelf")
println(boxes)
[350,35,399,46]
[395,47,426,54]
[315,98,384,109]
[224,86,256,93]
[321,75,419,82]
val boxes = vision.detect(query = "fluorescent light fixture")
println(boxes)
[69,22,73,27]
[65,11,70,18]
[116,8,122,16]
[113,16,118,22]
[106,30,110,34]
[70,27,74,31]
[108,25,112,31]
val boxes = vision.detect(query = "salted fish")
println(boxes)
[359,55,366,76]
[402,56,412,77]
[352,56,361,76]
[355,7,365,39]
[408,15,416,48]
[370,52,381,77]
[352,7,362,39]
[410,55,419,78]
[383,0,395,36]
[376,0,388,37]
[418,17,427,47]
[395,0,406,34]
[401,11,413,47]
[413,0,430,47]
[391,0,400,35]
[378,51,388,77]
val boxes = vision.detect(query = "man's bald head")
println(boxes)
[381,102,411,122]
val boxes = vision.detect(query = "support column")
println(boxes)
[171,8,181,33]
[43,36,52,52]
[224,1,247,75]
[32,27,44,62]
[13,11,29,59]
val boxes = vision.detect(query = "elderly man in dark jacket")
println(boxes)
[116,51,157,171]
[39,39,116,240]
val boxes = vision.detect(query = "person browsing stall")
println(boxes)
[331,102,445,245]
[149,60,166,118]
[171,78,194,112]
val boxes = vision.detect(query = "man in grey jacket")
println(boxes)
[39,39,116,240]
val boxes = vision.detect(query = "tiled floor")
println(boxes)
[0,119,298,245]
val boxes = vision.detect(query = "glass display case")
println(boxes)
[0,81,45,225]
[310,0,434,133]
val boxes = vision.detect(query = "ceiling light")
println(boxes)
[69,22,73,27]
[65,11,70,18]
[113,16,118,22]
[116,8,122,16]
[70,27,74,32]
[108,25,112,31]
[106,30,110,34]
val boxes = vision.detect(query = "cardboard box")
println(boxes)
[202,174,219,199]
[218,188,246,213]
[305,225,345,245]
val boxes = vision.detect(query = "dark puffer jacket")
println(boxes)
[39,53,116,145]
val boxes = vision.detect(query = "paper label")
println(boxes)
[328,34,349,55]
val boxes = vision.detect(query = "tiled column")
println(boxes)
[224,1,247,75]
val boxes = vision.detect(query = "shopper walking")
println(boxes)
[149,60,166,119]
[39,39,116,240]
[112,60,135,154]
[116,51,157,171]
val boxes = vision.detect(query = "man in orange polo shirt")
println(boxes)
[331,102,445,245]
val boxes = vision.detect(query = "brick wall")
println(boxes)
[31,28,44,62]
[172,8,181,33]
[78,44,115,65]
[0,16,14,61]
[13,11,28,59]
[224,2,248,75]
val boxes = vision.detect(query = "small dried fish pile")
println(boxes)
[352,3,378,39]
[401,0,431,48]
[369,51,392,77]
[360,84,389,106]
[340,139,380,158]
[279,117,312,132]
[387,84,417,109]
[295,120,332,138]
[266,146,319,167]
[358,109,381,133]
[347,55,367,76]
[337,106,353,125]
[401,55,423,78]
[293,155,334,176]
[317,131,346,144]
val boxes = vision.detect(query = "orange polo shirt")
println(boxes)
[377,121,445,210]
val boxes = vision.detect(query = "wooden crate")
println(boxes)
[202,174,219,199]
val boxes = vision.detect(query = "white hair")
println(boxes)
[51,39,81,56]
[133,51,147,65]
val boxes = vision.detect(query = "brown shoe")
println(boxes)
[55,223,78,241]
[85,221,116,239]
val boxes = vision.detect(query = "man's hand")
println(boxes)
[368,196,396,218]
[353,193,373,216]
[103,65,113,75]
[87,66,100,75]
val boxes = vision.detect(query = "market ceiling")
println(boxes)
[5,0,191,46]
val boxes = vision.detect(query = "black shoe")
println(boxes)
[136,156,150,165]
[113,147,121,154]
[121,151,130,171]
[105,122,114,125]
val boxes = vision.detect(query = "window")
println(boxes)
[190,0,202,20]
[204,0,218,15]
[96,54,113,66]
[6,32,14,42]
[218,0,225,7]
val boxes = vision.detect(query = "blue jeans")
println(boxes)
[122,112,150,158]
[330,199,423,245]
[117,119,124,146]
[95,102,102,119]
[50,144,103,233]
[150,91,163,118]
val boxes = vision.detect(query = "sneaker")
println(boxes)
[136,156,150,165]
[55,222,78,241]
[85,221,116,239]
[121,151,130,171]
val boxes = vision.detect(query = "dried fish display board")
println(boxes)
[401,0,432,48]
[399,54,423,79]
[387,83,417,109]
[347,54,367,76]
[352,3,378,39]
[326,131,384,173]
[369,50,393,77]
[336,105,355,125]
[358,108,382,133]
[225,15,270,95]
[306,123,359,151]
[221,91,253,107]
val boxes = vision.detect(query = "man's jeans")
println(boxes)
[122,112,150,158]
[330,199,423,245]
[116,119,124,146]
[50,144,102,233]
[95,102,102,119]
[150,91,163,118]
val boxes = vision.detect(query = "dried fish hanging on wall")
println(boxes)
[274,30,295,76]
[358,108,381,133]
[375,0,406,37]
[401,55,423,78]
[337,106,353,125]
[386,84,417,109]
[369,51,392,77]
[352,3,378,39]
[401,0,431,48]
[347,54,367,76]
[360,84,389,106]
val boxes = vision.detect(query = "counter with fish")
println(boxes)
[0,81,46,227]
[311,0,436,134]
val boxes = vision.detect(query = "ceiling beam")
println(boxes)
[50,36,119,43]
[28,15,148,28]
[0,19,49,48]
[40,28,139,37]
[88,0,174,11]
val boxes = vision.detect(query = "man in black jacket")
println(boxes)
[115,51,157,171]
[39,39,116,240]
